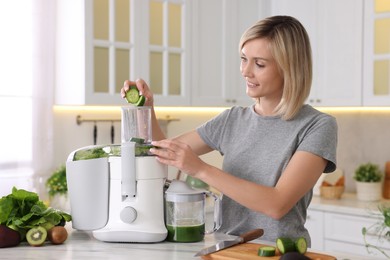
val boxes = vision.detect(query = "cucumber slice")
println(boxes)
[295,237,307,254]
[125,86,145,106]
[258,246,276,257]
[125,86,140,103]
[276,237,296,254]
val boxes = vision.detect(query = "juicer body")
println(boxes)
[66,145,168,243]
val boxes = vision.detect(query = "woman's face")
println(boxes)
[240,38,284,101]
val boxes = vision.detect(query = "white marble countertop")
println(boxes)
[309,192,390,217]
[0,223,369,260]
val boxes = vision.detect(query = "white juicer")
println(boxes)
[66,106,168,242]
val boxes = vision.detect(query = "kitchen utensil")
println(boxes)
[194,229,264,256]
[66,106,168,243]
[165,180,221,242]
[199,242,336,260]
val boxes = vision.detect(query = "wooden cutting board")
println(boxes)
[200,243,336,260]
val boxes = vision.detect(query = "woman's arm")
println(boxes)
[151,136,326,220]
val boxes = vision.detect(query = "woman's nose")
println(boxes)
[241,62,253,77]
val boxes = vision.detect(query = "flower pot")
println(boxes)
[356,181,382,201]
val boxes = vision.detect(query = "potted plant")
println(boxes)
[354,163,383,201]
[46,165,70,212]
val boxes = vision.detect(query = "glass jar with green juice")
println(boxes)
[164,180,221,242]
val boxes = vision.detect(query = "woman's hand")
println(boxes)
[121,79,154,106]
[150,139,208,177]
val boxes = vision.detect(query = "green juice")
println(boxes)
[166,224,205,242]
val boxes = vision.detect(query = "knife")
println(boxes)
[194,228,264,257]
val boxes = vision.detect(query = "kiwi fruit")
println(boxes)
[26,226,47,247]
[48,226,68,245]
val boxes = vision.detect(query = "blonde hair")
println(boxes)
[239,16,312,120]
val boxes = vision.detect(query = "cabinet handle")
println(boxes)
[316,99,321,103]
[225,99,237,103]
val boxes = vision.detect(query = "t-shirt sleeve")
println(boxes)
[297,115,338,173]
[196,108,231,155]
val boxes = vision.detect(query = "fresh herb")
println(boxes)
[46,165,67,197]
[0,187,71,241]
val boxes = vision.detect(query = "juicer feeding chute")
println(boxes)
[121,106,152,198]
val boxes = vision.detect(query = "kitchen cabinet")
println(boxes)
[271,0,363,107]
[190,0,266,107]
[55,0,266,107]
[363,0,390,106]
[323,212,389,258]
[55,0,191,106]
[307,194,390,259]
[305,209,324,250]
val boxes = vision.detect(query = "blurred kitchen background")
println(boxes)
[1,0,390,200]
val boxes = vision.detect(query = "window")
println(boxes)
[0,2,33,176]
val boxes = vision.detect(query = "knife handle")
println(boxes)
[239,229,264,243]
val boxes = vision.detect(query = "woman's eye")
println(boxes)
[240,56,247,62]
[256,63,265,68]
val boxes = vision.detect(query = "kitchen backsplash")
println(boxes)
[52,106,390,193]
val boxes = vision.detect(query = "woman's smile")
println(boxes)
[246,80,260,88]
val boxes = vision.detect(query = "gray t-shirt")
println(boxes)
[196,104,337,245]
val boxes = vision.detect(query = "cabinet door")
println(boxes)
[324,212,390,257]
[305,209,324,251]
[363,0,390,106]
[55,0,191,106]
[271,0,363,107]
[190,0,263,107]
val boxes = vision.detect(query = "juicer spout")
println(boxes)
[121,142,136,197]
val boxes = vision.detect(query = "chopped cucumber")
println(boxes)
[295,237,307,254]
[130,137,145,144]
[258,246,276,257]
[276,237,296,254]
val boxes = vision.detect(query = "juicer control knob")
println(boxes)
[120,206,137,223]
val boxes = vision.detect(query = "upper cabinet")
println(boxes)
[271,0,363,107]
[55,0,191,106]
[190,0,266,107]
[363,0,390,106]
[55,0,266,106]
[55,0,388,107]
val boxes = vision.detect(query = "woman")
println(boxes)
[121,15,337,245]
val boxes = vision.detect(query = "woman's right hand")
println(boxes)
[121,78,154,107]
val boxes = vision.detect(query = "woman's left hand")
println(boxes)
[150,139,206,177]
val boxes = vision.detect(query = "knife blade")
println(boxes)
[194,228,264,257]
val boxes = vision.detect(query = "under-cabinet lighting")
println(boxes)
[53,105,390,114]
[316,107,390,113]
